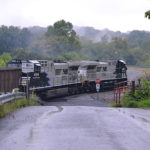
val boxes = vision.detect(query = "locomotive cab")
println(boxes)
[21,60,42,88]
[115,60,127,78]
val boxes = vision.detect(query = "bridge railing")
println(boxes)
[0,92,25,104]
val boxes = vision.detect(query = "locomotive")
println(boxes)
[7,59,127,99]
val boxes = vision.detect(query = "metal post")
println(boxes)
[131,80,135,96]
[97,92,99,100]
[114,88,116,103]
[118,88,121,104]
[116,91,118,104]
[114,83,117,104]
[26,73,29,99]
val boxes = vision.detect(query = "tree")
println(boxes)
[59,52,81,61]
[0,25,32,53]
[145,10,150,19]
[46,20,75,39]
[0,59,5,67]
[0,52,12,67]
[45,20,81,57]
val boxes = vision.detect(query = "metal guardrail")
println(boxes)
[0,92,26,104]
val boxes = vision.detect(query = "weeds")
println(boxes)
[121,78,150,108]
[0,95,39,118]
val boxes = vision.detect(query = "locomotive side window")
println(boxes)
[69,66,78,70]
[103,67,107,71]
[34,65,41,73]
[96,67,102,72]
[87,65,96,70]
[63,69,68,74]
[42,61,47,67]
[55,69,61,75]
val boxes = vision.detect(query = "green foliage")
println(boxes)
[133,78,150,100]
[0,59,5,67]
[45,20,81,58]
[122,96,139,108]
[59,52,81,61]
[122,79,150,108]
[145,10,150,19]
[137,99,150,108]
[46,20,75,39]
[1,21,150,64]
[0,96,39,118]
[13,48,44,60]
[122,97,150,108]
[0,26,32,53]
[0,52,12,67]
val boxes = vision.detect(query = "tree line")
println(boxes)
[0,19,150,66]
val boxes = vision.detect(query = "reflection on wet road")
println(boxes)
[0,104,150,150]
[0,68,149,150]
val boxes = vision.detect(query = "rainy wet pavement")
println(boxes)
[0,105,150,150]
[0,69,150,150]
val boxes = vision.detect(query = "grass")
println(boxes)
[110,103,122,107]
[122,98,150,108]
[111,70,150,108]
[111,99,150,108]
[111,92,150,108]
[0,94,39,118]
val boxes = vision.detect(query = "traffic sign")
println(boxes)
[96,83,100,92]
[22,63,34,73]
[95,78,101,84]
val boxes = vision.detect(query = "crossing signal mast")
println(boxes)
[95,78,101,92]
[95,78,101,100]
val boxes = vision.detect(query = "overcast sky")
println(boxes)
[0,0,150,32]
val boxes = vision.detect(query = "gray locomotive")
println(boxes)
[7,59,127,99]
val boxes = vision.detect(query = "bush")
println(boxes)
[138,99,150,108]
[134,78,150,99]
[0,95,39,118]
[121,79,150,108]
[0,104,5,117]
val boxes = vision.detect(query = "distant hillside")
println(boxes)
[74,26,126,42]
[27,25,126,42]
[27,26,150,44]
[28,26,47,40]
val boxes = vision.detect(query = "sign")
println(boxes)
[20,77,31,86]
[95,78,101,84]
[22,63,34,73]
[96,83,100,92]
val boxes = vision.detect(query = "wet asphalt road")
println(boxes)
[0,69,150,150]
[0,106,150,150]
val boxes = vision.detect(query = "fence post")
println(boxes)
[131,81,135,95]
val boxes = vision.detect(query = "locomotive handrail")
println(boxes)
[0,92,25,104]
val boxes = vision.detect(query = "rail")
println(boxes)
[0,92,25,104]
